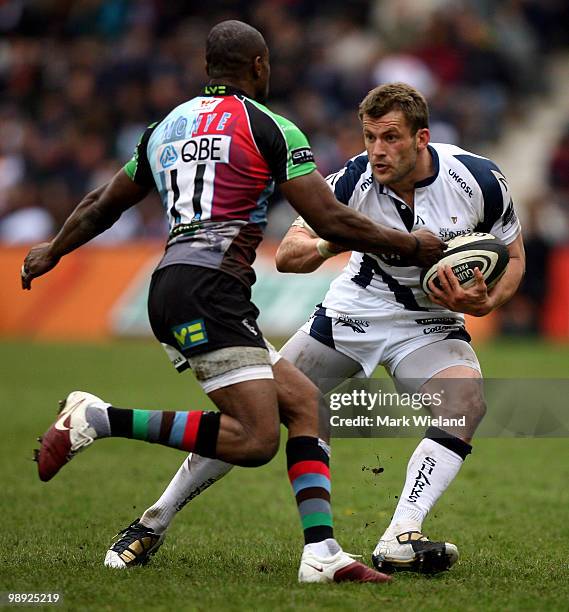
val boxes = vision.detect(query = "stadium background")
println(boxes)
[1,2,569,611]
[1,0,569,340]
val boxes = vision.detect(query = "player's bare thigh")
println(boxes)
[190,345,281,465]
[278,330,364,441]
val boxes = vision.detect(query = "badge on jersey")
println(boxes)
[172,319,208,350]
[160,145,178,168]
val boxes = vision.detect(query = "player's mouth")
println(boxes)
[374,163,390,173]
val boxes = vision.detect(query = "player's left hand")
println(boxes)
[428,266,494,316]
[21,242,60,290]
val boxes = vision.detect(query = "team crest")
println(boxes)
[451,216,458,224]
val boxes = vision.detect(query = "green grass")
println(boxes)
[1,339,569,611]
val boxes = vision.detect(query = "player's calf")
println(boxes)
[34,378,281,481]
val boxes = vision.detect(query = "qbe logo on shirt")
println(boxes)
[181,135,231,163]
[156,136,231,170]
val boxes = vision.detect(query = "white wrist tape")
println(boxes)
[316,239,336,259]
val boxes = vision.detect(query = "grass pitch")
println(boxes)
[1,339,569,611]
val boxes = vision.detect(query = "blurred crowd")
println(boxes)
[0,0,568,272]
[2,0,569,338]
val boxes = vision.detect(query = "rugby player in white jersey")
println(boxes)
[103,83,524,575]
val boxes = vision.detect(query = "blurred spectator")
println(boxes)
[0,0,567,245]
[0,183,54,244]
[549,126,569,197]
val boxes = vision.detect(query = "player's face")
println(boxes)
[362,110,425,187]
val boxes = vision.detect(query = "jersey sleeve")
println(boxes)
[455,154,521,245]
[488,190,522,245]
[325,153,369,206]
[244,99,316,184]
[291,153,370,235]
[123,123,157,188]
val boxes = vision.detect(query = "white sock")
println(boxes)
[305,538,341,558]
[140,453,233,533]
[381,437,467,540]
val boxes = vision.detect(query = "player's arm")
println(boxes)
[21,171,151,289]
[22,123,156,290]
[428,234,525,316]
[275,219,347,273]
[246,105,446,268]
[429,164,524,316]
[486,234,525,309]
[279,171,444,267]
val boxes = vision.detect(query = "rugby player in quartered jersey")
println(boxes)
[124,84,319,288]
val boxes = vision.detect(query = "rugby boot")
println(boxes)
[372,531,458,575]
[34,391,108,482]
[299,540,391,583]
[104,518,165,568]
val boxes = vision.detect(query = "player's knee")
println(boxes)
[244,429,280,466]
[461,385,487,424]
[470,395,487,421]
[278,373,320,429]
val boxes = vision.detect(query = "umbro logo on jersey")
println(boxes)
[448,169,473,198]
[360,176,373,191]
[502,199,517,230]
[160,145,178,168]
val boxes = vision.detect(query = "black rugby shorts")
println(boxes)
[148,264,267,357]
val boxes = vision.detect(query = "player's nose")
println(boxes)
[371,141,386,158]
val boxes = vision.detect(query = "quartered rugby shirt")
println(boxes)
[124,84,317,289]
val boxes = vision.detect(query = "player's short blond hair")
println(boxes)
[358,83,429,134]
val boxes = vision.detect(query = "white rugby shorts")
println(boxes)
[298,304,476,378]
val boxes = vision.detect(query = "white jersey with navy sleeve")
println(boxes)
[321,142,521,316]
[297,143,521,376]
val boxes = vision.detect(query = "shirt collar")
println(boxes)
[376,144,440,194]
[202,84,248,97]
[413,144,440,188]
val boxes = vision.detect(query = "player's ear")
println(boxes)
[416,128,430,150]
[253,55,263,79]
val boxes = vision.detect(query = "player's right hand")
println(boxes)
[409,229,447,267]
[21,242,60,290]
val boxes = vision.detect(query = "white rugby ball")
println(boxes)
[420,233,509,295]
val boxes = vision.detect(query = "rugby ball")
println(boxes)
[420,233,509,295]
